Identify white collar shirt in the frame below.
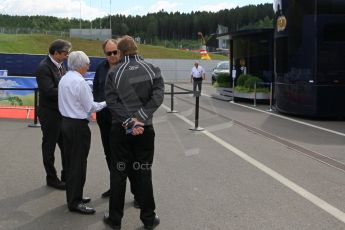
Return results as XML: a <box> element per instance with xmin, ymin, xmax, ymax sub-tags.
<box><xmin>191</xmin><ymin>66</ymin><xmax>205</xmax><ymax>78</ymax></box>
<box><xmin>58</xmin><ymin>70</ymin><xmax>106</xmax><ymax>119</ymax></box>
<box><xmin>49</xmin><ymin>54</ymin><xmax>63</xmax><ymax>69</ymax></box>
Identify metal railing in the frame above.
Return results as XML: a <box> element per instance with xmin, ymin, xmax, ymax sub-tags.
<box><xmin>232</xmin><ymin>82</ymin><xmax>274</xmax><ymax>111</ymax></box>
<box><xmin>164</xmin><ymin>83</ymin><xmax>204</xmax><ymax>131</ymax></box>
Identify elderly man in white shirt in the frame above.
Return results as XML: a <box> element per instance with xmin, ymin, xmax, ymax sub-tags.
<box><xmin>58</xmin><ymin>51</ymin><xmax>106</xmax><ymax>215</ymax></box>
<box><xmin>190</xmin><ymin>61</ymin><xmax>205</xmax><ymax>96</ymax></box>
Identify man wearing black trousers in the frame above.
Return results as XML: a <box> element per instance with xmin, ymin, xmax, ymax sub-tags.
<box><xmin>36</xmin><ymin>39</ymin><xmax>71</xmax><ymax>190</ymax></box>
<box><xmin>93</xmin><ymin>39</ymin><xmax>139</xmax><ymax>205</ymax></box>
<box><xmin>93</xmin><ymin>39</ymin><xmax>119</xmax><ymax>198</ymax></box>
<box><xmin>59</xmin><ymin>51</ymin><xmax>106</xmax><ymax>215</ymax></box>
<box><xmin>104</xmin><ymin>35</ymin><xmax>164</xmax><ymax>229</ymax></box>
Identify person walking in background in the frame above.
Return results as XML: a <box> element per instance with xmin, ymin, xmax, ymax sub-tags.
<box><xmin>190</xmin><ymin>61</ymin><xmax>205</xmax><ymax>96</ymax></box>
<box><xmin>104</xmin><ymin>35</ymin><xmax>164</xmax><ymax>230</ymax></box>
<box><xmin>59</xmin><ymin>51</ymin><xmax>106</xmax><ymax>215</ymax></box>
<box><xmin>36</xmin><ymin>39</ymin><xmax>71</xmax><ymax>190</ymax></box>
<box><xmin>93</xmin><ymin>39</ymin><xmax>119</xmax><ymax>198</ymax></box>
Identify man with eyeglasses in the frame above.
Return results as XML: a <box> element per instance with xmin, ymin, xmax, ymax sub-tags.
<box><xmin>93</xmin><ymin>39</ymin><xmax>119</xmax><ymax>198</ymax></box>
<box><xmin>93</xmin><ymin>39</ymin><xmax>140</xmax><ymax>206</ymax></box>
<box><xmin>36</xmin><ymin>39</ymin><xmax>71</xmax><ymax>190</ymax></box>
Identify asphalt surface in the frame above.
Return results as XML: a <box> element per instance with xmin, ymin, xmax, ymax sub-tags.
<box><xmin>1</xmin><ymin>83</ymin><xmax>345</xmax><ymax>230</ymax></box>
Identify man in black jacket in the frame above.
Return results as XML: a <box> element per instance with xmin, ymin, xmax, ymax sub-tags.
<box><xmin>104</xmin><ymin>35</ymin><xmax>164</xmax><ymax>230</ymax></box>
<box><xmin>36</xmin><ymin>39</ymin><xmax>71</xmax><ymax>190</ymax></box>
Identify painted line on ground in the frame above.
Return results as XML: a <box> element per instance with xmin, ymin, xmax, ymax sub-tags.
<box><xmin>201</xmin><ymin>92</ymin><xmax>345</xmax><ymax>137</ymax></box>
<box><xmin>162</xmin><ymin>103</ymin><xmax>345</xmax><ymax>224</ymax></box>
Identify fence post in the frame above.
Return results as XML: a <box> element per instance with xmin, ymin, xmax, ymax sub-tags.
<box><xmin>28</xmin><ymin>89</ymin><xmax>41</xmax><ymax>128</ymax></box>
<box><xmin>267</xmin><ymin>82</ymin><xmax>274</xmax><ymax>112</ymax></box>
<box><xmin>167</xmin><ymin>83</ymin><xmax>178</xmax><ymax>113</ymax></box>
<box><xmin>231</xmin><ymin>78</ymin><xmax>236</xmax><ymax>103</ymax></box>
<box><xmin>189</xmin><ymin>91</ymin><xmax>204</xmax><ymax>131</ymax></box>
<box><xmin>253</xmin><ymin>82</ymin><xmax>257</xmax><ymax>107</ymax></box>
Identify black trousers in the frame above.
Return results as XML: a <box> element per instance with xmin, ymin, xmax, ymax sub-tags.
<box><xmin>193</xmin><ymin>78</ymin><xmax>203</xmax><ymax>96</ymax></box>
<box><xmin>109</xmin><ymin>123</ymin><xmax>156</xmax><ymax>226</ymax></box>
<box><xmin>61</xmin><ymin>117</ymin><xmax>91</xmax><ymax>209</ymax></box>
<box><xmin>37</xmin><ymin>107</ymin><xmax>66</xmax><ymax>181</ymax></box>
<box><xmin>96</xmin><ymin>108</ymin><xmax>112</xmax><ymax>170</ymax></box>
<box><xmin>96</xmin><ymin>108</ymin><xmax>137</xmax><ymax>197</ymax></box>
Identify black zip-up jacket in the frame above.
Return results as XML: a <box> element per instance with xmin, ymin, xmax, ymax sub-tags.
<box><xmin>36</xmin><ymin>56</ymin><xmax>66</xmax><ymax>110</ymax></box>
<box><xmin>105</xmin><ymin>55</ymin><xmax>164</xmax><ymax>125</ymax></box>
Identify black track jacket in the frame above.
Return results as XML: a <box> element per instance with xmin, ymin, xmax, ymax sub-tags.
<box><xmin>105</xmin><ymin>55</ymin><xmax>164</xmax><ymax>125</ymax></box>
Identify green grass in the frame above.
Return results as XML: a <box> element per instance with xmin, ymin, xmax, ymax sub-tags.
<box><xmin>0</xmin><ymin>34</ymin><xmax>228</xmax><ymax>60</ymax></box>
<box><xmin>0</xmin><ymin>94</ymin><xmax>34</xmax><ymax>106</ymax></box>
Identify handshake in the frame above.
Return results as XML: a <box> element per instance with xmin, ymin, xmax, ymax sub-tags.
<box><xmin>122</xmin><ymin>118</ymin><xmax>144</xmax><ymax>135</ymax></box>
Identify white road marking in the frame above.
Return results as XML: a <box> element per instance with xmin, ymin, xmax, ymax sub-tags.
<box><xmin>201</xmin><ymin>92</ymin><xmax>345</xmax><ymax>137</ymax></box>
<box><xmin>162</xmin><ymin>103</ymin><xmax>345</xmax><ymax>224</ymax></box>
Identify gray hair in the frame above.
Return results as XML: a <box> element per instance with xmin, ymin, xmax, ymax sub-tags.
<box><xmin>67</xmin><ymin>51</ymin><xmax>90</xmax><ymax>71</ymax></box>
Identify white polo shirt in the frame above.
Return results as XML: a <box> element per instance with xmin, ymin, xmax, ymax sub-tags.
<box><xmin>191</xmin><ymin>66</ymin><xmax>205</xmax><ymax>79</ymax></box>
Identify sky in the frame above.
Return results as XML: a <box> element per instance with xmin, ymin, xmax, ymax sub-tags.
<box><xmin>0</xmin><ymin>0</ymin><xmax>273</xmax><ymax>20</ymax></box>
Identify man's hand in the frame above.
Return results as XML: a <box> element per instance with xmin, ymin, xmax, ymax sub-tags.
<box><xmin>131</xmin><ymin>125</ymin><xmax>144</xmax><ymax>136</ymax></box>
<box><xmin>123</xmin><ymin>118</ymin><xmax>144</xmax><ymax>135</ymax></box>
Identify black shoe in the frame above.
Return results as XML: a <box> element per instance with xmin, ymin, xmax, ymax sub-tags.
<box><xmin>133</xmin><ymin>200</ymin><xmax>140</xmax><ymax>209</ymax></box>
<box><xmin>103</xmin><ymin>212</ymin><xmax>121</xmax><ymax>229</ymax></box>
<box><xmin>82</xmin><ymin>197</ymin><xmax>91</xmax><ymax>203</ymax></box>
<box><xmin>47</xmin><ymin>178</ymin><xmax>65</xmax><ymax>190</ymax></box>
<box><xmin>69</xmin><ymin>203</ymin><xmax>95</xmax><ymax>215</ymax></box>
<box><xmin>144</xmin><ymin>215</ymin><xmax>160</xmax><ymax>229</ymax></box>
<box><xmin>101</xmin><ymin>189</ymin><xmax>111</xmax><ymax>198</ymax></box>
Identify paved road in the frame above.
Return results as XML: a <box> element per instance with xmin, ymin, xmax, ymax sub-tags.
<box><xmin>0</xmin><ymin>85</ymin><xmax>345</xmax><ymax>230</ymax></box>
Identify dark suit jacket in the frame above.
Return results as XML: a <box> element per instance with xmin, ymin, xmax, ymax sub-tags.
<box><xmin>93</xmin><ymin>59</ymin><xmax>110</xmax><ymax>102</ymax></box>
<box><xmin>36</xmin><ymin>56</ymin><xmax>66</xmax><ymax>110</ymax></box>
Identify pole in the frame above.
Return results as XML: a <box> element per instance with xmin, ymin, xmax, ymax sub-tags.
<box><xmin>109</xmin><ymin>0</ymin><xmax>112</xmax><ymax>31</ymax></box>
<box><xmin>90</xmin><ymin>0</ymin><xmax>93</xmax><ymax>30</ymax></box>
<box><xmin>189</xmin><ymin>91</ymin><xmax>204</xmax><ymax>131</ymax></box>
<box><xmin>99</xmin><ymin>0</ymin><xmax>102</xmax><ymax>29</ymax></box>
<box><xmin>253</xmin><ymin>82</ymin><xmax>257</xmax><ymax>107</ymax></box>
<box><xmin>231</xmin><ymin>76</ymin><xmax>236</xmax><ymax>103</ymax></box>
<box><xmin>167</xmin><ymin>83</ymin><xmax>178</xmax><ymax>113</ymax></box>
<box><xmin>28</xmin><ymin>89</ymin><xmax>41</xmax><ymax>128</ymax></box>
<box><xmin>79</xmin><ymin>0</ymin><xmax>82</xmax><ymax>30</ymax></box>
<box><xmin>267</xmin><ymin>82</ymin><xmax>273</xmax><ymax>112</ymax></box>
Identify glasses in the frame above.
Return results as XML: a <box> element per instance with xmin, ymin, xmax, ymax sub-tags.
<box><xmin>60</xmin><ymin>50</ymin><xmax>70</xmax><ymax>55</ymax></box>
<box><xmin>105</xmin><ymin>50</ymin><xmax>118</xmax><ymax>56</ymax></box>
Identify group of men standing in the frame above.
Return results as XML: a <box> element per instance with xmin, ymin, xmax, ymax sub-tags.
<box><xmin>35</xmin><ymin>35</ymin><xmax>163</xmax><ymax>229</ymax></box>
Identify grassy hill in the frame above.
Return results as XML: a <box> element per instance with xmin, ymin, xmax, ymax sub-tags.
<box><xmin>0</xmin><ymin>34</ymin><xmax>228</xmax><ymax>60</ymax></box>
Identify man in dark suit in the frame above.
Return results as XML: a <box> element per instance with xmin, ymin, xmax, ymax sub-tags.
<box><xmin>36</xmin><ymin>39</ymin><xmax>72</xmax><ymax>190</ymax></box>
<box><xmin>93</xmin><ymin>39</ymin><xmax>119</xmax><ymax>198</ymax></box>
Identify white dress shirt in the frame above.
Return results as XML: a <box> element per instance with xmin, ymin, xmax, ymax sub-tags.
<box><xmin>49</xmin><ymin>54</ymin><xmax>63</xmax><ymax>69</ymax></box>
<box><xmin>58</xmin><ymin>70</ymin><xmax>106</xmax><ymax>119</ymax></box>
<box><xmin>191</xmin><ymin>66</ymin><xmax>205</xmax><ymax>79</ymax></box>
